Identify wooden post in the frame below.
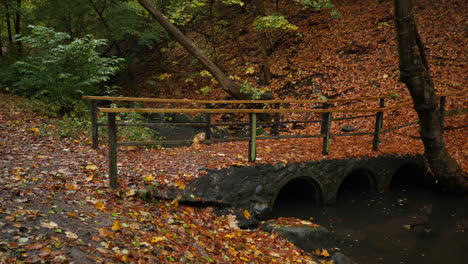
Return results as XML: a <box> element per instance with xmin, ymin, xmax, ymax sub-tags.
<box><xmin>273</xmin><ymin>103</ymin><xmax>280</xmax><ymax>136</ymax></box>
<box><xmin>91</xmin><ymin>100</ymin><xmax>99</xmax><ymax>149</ymax></box>
<box><xmin>249</xmin><ymin>113</ymin><xmax>257</xmax><ymax>162</ymax></box>
<box><xmin>205</xmin><ymin>104</ymin><xmax>212</xmax><ymax>143</ymax></box>
<box><xmin>321</xmin><ymin>103</ymin><xmax>332</xmax><ymax>155</ymax></box>
<box><xmin>108</xmin><ymin>113</ymin><xmax>118</xmax><ymax>189</ymax></box>
<box><xmin>439</xmin><ymin>96</ymin><xmax>446</xmax><ymax>129</ymax></box>
<box><xmin>372</xmin><ymin>98</ymin><xmax>385</xmax><ymax>151</ymax></box>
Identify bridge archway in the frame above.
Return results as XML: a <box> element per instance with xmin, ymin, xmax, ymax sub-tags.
<box><xmin>337</xmin><ymin>168</ymin><xmax>375</xmax><ymax>201</ymax></box>
<box><xmin>270</xmin><ymin>177</ymin><xmax>323</xmax><ymax>218</ymax></box>
<box><xmin>390</xmin><ymin>163</ymin><xmax>427</xmax><ymax>190</ymax></box>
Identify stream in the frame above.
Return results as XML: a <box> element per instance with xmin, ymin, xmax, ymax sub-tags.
<box><xmin>273</xmin><ymin>184</ymin><xmax>468</xmax><ymax>264</ymax></box>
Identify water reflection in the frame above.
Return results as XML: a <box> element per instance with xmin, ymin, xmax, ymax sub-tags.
<box><xmin>271</xmin><ymin>168</ymin><xmax>467</xmax><ymax>264</ymax></box>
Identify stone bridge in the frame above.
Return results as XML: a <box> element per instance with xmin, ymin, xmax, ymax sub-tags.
<box><xmin>148</xmin><ymin>154</ymin><xmax>428</xmax><ymax>226</ymax></box>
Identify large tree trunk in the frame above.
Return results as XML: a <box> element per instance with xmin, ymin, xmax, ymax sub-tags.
<box><xmin>394</xmin><ymin>0</ymin><xmax>467</xmax><ymax>193</ymax></box>
<box><xmin>137</xmin><ymin>0</ymin><xmax>273</xmax><ymax>100</ymax></box>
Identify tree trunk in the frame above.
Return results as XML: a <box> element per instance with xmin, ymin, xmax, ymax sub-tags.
<box><xmin>394</xmin><ymin>0</ymin><xmax>467</xmax><ymax>193</ymax></box>
<box><xmin>259</xmin><ymin>32</ymin><xmax>272</xmax><ymax>83</ymax></box>
<box><xmin>14</xmin><ymin>0</ymin><xmax>21</xmax><ymax>52</ymax></box>
<box><xmin>136</xmin><ymin>0</ymin><xmax>273</xmax><ymax>100</ymax></box>
<box><xmin>5</xmin><ymin>3</ymin><xmax>13</xmax><ymax>46</ymax></box>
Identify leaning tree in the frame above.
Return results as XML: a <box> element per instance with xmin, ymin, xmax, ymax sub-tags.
<box><xmin>394</xmin><ymin>0</ymin><xmax>467</xmax><ymax>193</ymax></box>
<box><xmin>136</xmin><ymin>0</ymin><xmax>273</xmax><ymax>100</ymax></box>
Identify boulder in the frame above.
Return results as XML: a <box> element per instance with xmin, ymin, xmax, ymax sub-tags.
<box><xmin>261</xmin><ymin>220</ymin><xmax>334</xmax><ymax>251</ymax></box>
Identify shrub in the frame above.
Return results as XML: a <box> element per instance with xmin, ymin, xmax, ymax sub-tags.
<box><xmin>8</xmin><ymin>25</ymin><xmax>123</xmax><ymax>115</ymax></box>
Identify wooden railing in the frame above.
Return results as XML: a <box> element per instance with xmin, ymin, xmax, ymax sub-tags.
<box><xmin>83</xmin><ymin>91</ymin><xmax>467</xmax><ymax>188</ymax></box>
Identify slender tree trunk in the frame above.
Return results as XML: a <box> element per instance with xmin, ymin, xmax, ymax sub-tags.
<box><xmin>136</xmin><ymin>0</ymin><xmax>273</xmax><ymax>100</ymax></box>
<box><xmin>5</xmin><ymin>4</ymin><xmax>13</xmax><ymax>46</ymax></box>
<box><xmin>254</xmin><ymin>0</ymin><xmax>272</xmax><ymax>84</ymax></box>
<box><xmin>394</xmin><ymin>0</ymin><xmax>467</xmax><ymax>193</ymax></box>
<box><xmin>259</xmin><ymin>32</ymin><xmax>272</xmax><ymax>83</ymax></box>
<box><xmin>88</xmin><ymin>0</ymin><xmax>124</xmax><ymax>56</ymax></box>
<box><xmin>0</xmin><ymin>25</ymin><xmax>3</xmax><ymax>56</ymax></box>
<box><xmin>13</xmin><ymin>0</ymin><xmax>21</xmax><ymax>52</ymax></box>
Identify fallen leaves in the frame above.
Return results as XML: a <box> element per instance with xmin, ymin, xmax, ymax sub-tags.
<box><xmin>40</xmin><ymin>221</ymin><xmax>59</xmax><ymax>229</ymax></box>
<box><xmin>111</xmin><ymin>220</ymin><xmax>122</xmax><ymax>231</ymax></box>
<box><xmin>94</xmin><ymin>201</ymin><xmax>106</xmax><ymax>211</ymax></box>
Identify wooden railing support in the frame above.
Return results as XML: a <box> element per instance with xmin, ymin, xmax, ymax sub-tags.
<box><xmin>372</xmin><ymin>98</ymin><xmax>385</xmax><ymax>151</ymax></box>
<box><xmin>91</xmin><ymin>101</ymin><xmax>99</xmax><ymax>149</ymax></box>
<box><xmin>321</xmin><ymin>103</ymin><xmax>332</xmax><ymax>155</ymax></box>
<box><xmin>249</xmin><ymin>113</ymin><xmax>257</xmax><ymax>162</ymax></box>
<box><xmin>108</xmin><ymin>113</ymin><xmax>118</xmax><ymax>189</ymax></box>
<box><xmin>273</xmin><ymin>103</ymin><xmax>280</xmax><ymax>136</ymax></box>
<box><xmin>439</xmin><ymin>96</ymin><xmax>446</xmax><ymax>128</ymax></box>
<box><xmin>205</xmin><ymin>104</ymin><xmax>212</xmax><ymax>143</ymax></box>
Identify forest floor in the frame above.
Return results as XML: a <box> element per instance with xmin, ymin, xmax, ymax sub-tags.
<box><xmin>1</xmin><ymin>0</ymin><xmax>467</xmax><ymax>263</ymax></box>
<box><xmin>0</xmin><ymin>94</ymin><xmax>328</xmax><ymax>263</ymax></box>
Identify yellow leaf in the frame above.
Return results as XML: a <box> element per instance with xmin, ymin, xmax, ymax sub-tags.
<box><xmin>126</xmin><ymin>189</ymin><xmax>136</xmax><ymax>197</ymax></box>
<box><xmin>85</xmin><ymin>175</ymin><xmax>94</xmax><ymax>182</ymax></box>
<box><xmin>228</xmin><ymin>247</ymin><xmax>238</xmax><ymax>256</ymax></box>
<box><xmin>151</xmin><ymin>236</ymin><xmax>165</xmax><ymax>243</ymax></box>
<box><xmin>245</xmin><ymin>66</ymin><xmax>255</xmax><ymax>75</ymax></box>
<box><xmin>111</xmin><ymin>220</ymin><xmax>121</xmax><ymax>231</ymax></box>
<box><xmin>243</xmin><ymin>209</ymin><xmax>251</xmax><ymax>219</ymax></box>
<box><xmin>95</xmin><ymin>201</ymin><xmax>106</xmax><ymax>211</ymax></box>
<box><xmin>30</xmin><ymin>127</ymin><xmax>40</xmax><ymax>135</ymax></box>
<box><xmin>144</xmin><ymin>174</ymin><xmax>155</xmax><ymax>182</ymax></box>
<box><xmin>236</xmin><ymin>154</ymin><xmax>243</xmax><ymax>159</ymax></box>
<box><xmin>315</xmin><ymin>249</ymin><xmax>330</xmax><ymax>257</ymax></box>
<box><xmin>174</xmin><ymin>180</ymin><xmax>186</xmax><ymax>190</ymax></box>
<box><xmin>239</xmin><ymin>256</ymin><xmax>249</xmax><ymax>262</ymax></box>
<box><xmin>85</xmin><ymin>164</ymin><xmax>98</xmax><ymax>171</ymax></box>
<box><xmin>65</xmin><ymin>183</ymin><xmax>78</xmax><ymax>190</ymax></box>
<box><xmin>224</xmin><ymin>233</ymin><xmax>236</xmax><ymax>239</ymax></box>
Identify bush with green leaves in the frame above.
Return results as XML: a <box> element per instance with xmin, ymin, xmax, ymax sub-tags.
<box><xmin>8</xmin><ymin>25</ymin><xmax>123</xmax><ymax>115</ymax></box>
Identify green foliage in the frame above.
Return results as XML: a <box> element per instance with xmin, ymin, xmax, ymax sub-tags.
<box><xmin>200</xmin><ymin>86</ymin><xmax>212</xmax><ymax>95</ymax></box>
<box><xmin>106</xmin><ymin>2</ymin><xmax>167</xmax><ymax>49</ymax></box>
<box><xmin>8</xmin><ymin>26</ymin><xmax>123</xmax><ymax>115</ymax></box>
<box><xmin>240</xmin><ymin>81</ymin><xmax>268</xmax><ymax>100</ymax></box>
<box><xmin>165</xmin><ymin>0</ymin><xmax>208</xmax><ymax>26</ymax></box>
<box><xmin>37</xmin><ymin>106</ymin><xmax>159</xmax><ymax>142</ymax></box>
<box><xmin>253</xmin><ymin>15</ymin><xmax>298</xmax><ymax>32</ymax></box>
<box><xmin>296</xmin><ymin>0</ymin><xmax>339</xmax><ymax>17</ymax></box>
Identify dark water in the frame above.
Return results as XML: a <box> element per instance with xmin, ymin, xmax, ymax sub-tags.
<box><xmin>273</xmin><ymin>185</ymin><xmax>468</xmax><ymax>264</ymax></box>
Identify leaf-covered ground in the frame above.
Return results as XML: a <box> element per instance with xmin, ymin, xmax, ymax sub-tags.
<box><xmin>1</xmin><ymin>95</ymin><xmax>327</xmax><ymax>263</ymax></box>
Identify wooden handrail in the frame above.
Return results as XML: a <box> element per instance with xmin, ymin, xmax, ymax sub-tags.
<box><xmin>83</xmin><ymin>95</ymin><xmax>387</xmax><ymax>104</ymax></box>
<box><xmin>97</xmin><ymin>103</ymin><xmax>409</xmax><ymax>114</ymax></box>
<box><xmin>438</xmin><ymin>90</ymin><xmax>468</xmax><ymax>97</ymax></box>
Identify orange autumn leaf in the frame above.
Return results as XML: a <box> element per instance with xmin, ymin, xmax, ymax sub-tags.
<box><xmin>94</xmin><ymin>201</ymin><xmax>105</xmax><ymax>210</ymax></box>
<box><xmin>174</xmin><ymin>180</ymin><xmax>186</xmax><ymax>190</ymax></box>
<box><xmin>243</xmin><ymin>209</ymin><xmax>251</xmax><ymax>219</ymax></box>
<box><xmin>111</xmin><ymin>220</ymin><xmax>122</xmax><ymax>231</ymax></box>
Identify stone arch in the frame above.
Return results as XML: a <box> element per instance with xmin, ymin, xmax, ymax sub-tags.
<box><xmin>269</xmin><ymin>176</ymin><xmax>324</xmax><ymax>218</ymax></box>
<box><xmin>390</xmin><ymin>162</ymin><xmax>428</xmax><ymax>190</ymax></box>
<box><xmin>337</xmin><ymin>168</ymin><xmax>376</xmax><ymax>199</ymax></box>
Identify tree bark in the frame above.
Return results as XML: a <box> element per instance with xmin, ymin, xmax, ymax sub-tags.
<box><xmin>4</xmin><ymin>2</ymin><xmax>13</xmax><ymax>46</ymax></box>
<box><xmin>394</xmin><ymin>0</ymin><xmax>467</xmax><ymax>193</ymax></box>
<box><xmin>136</xmin><ymin>0</ymin><xmax>273</xmax><ymax>100</ymax></box>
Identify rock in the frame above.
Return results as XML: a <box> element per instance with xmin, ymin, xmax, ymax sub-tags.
<box><xmin>261</xmin><ymin>220</ymin><xmax>334</xmax><ymax>251</ymax></box>
<box><xmin>341</xmin><ymin>124</ymin><xmax>356</xmax><ymax>132</ymax></box>
<box><xmin>331</xmin><ymin>252</ymin><xmax>356</xmax><ymax>264</ymax></box>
